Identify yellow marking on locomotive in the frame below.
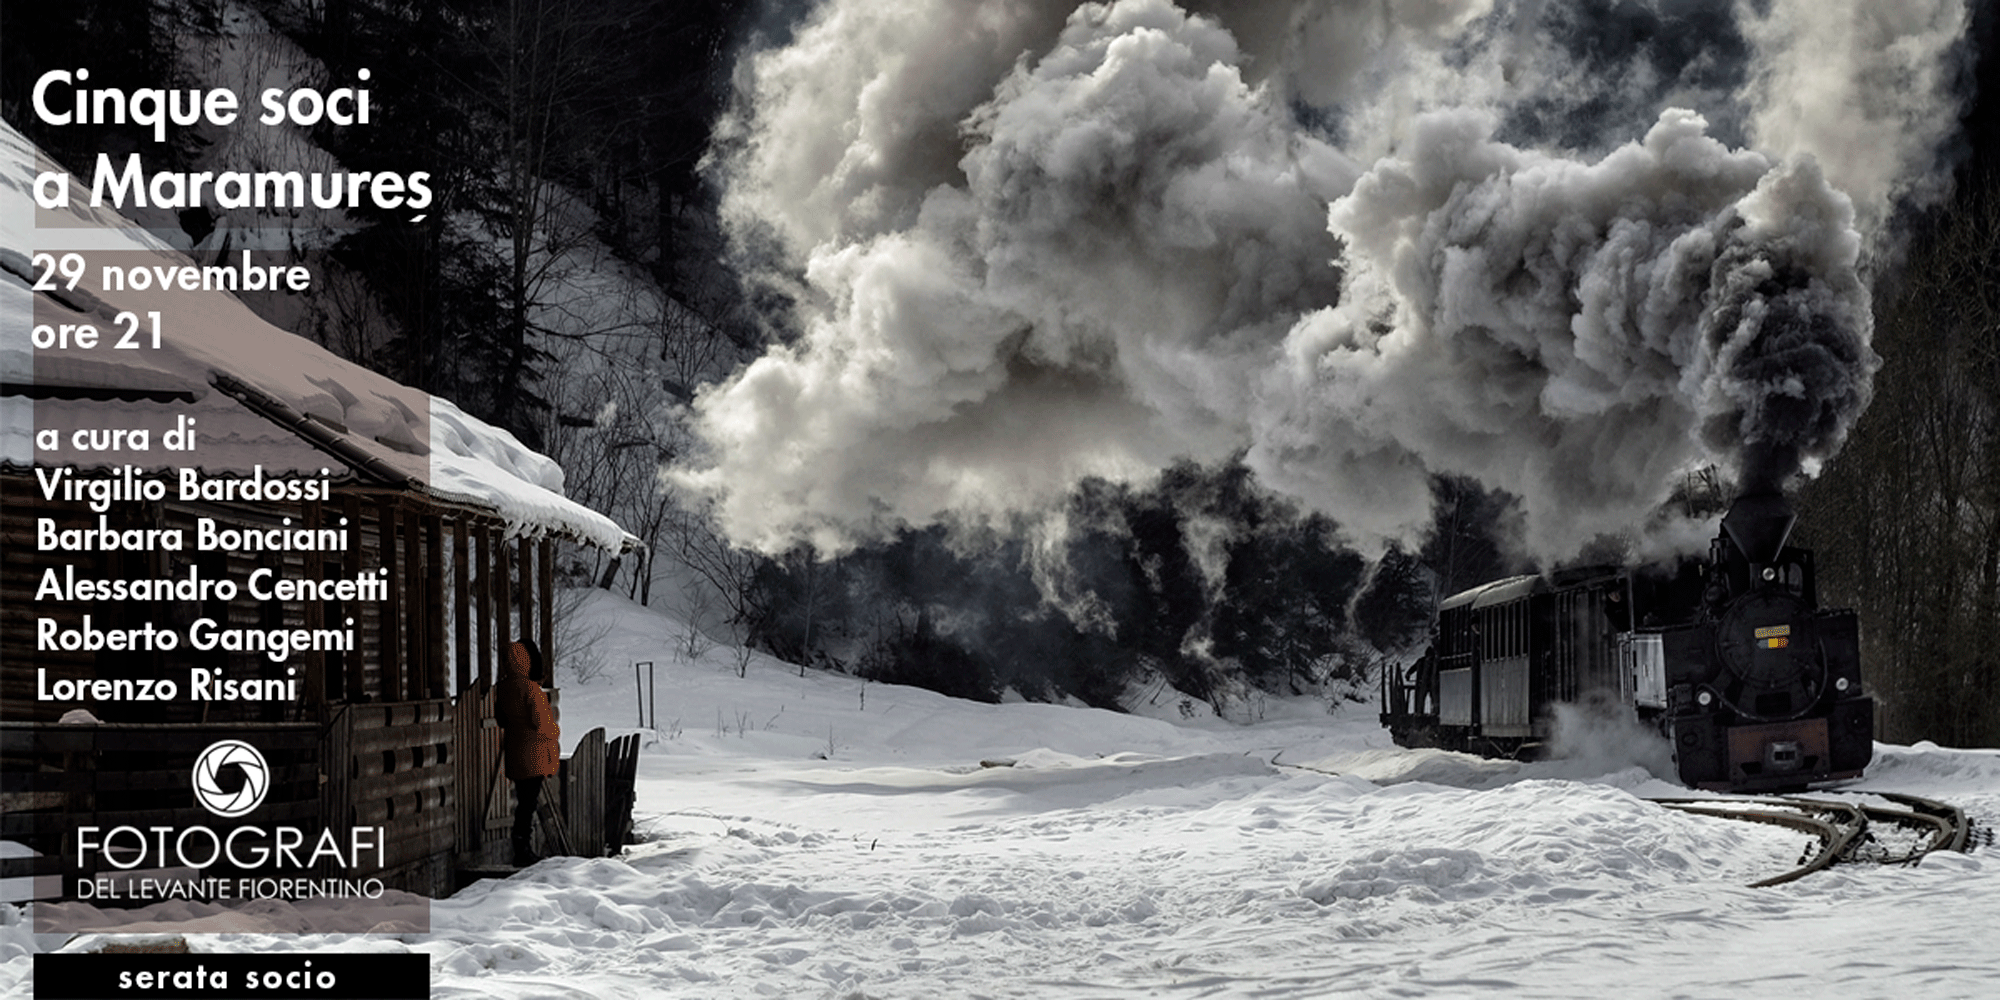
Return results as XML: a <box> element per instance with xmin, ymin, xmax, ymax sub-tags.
<box><xmin>1762</xmin><ymin>636</ymin><xmax>1789</xmax><ymax>649</ymax></box>
<box><xmin>1753</xmin><ymin>624</ymin><xmax>1792</xmax><ymax>639</ymax></box>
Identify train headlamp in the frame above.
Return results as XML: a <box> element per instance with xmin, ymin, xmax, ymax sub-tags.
<box><xmin>1697</xmin><ymin>690</ymin><xmax>1713</xmax><ymax>706</ymax></box>
<box><xmin>1761</xmin><ymin>567</ymin><xmax>1777</xmax><ymax>581</ymax></box>
<box><xmin>1836</xmin><ymin>677</ymin><xmax>1850</xmax><ymax>692</ymax></box>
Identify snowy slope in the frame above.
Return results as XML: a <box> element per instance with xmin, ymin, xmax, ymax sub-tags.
<box><xmin>4</xmin><ymin>589</ymin><xmax>1998</xmax><ymax>998</ymax></box>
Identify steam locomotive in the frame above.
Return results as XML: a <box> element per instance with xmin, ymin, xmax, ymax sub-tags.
<box><xmin>1380</xmin><ymin>492</ymin><xmax>1873</xmax><ymax>791</ymax></box>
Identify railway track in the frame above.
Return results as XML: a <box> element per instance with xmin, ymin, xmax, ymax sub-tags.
<box><xmin>1651</xmin><ymin>792</ymin><xmax>1977</xmax><ymax>887</ymax></box>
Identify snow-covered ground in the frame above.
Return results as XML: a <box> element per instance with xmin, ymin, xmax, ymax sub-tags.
<box><xmin>5</xmin><ymin>590</ymin><xmax>1998</xmax><ymax>998</ymax></box>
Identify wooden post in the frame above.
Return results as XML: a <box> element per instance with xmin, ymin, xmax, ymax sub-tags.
<box><xmin>518</xmin><ymin>535</ymin><xmax>535</xmax><ymax>665</ymax></box>
<box><xmin>476</xmin><ymin>523</ymin><xmax>493</xmax><ymax>686</ymax></box>
<box><xmin>539</xmin><ymin>537</ymin><xmax>555</xmax><ymax>681</ymax></box>
<box><xmin>344</xmin><ymin>493</ymin><xmax>366</xmax><ymax>701</ymax></box>
<box><xmin>403</xmin><ymin>507</ymin><xmax>425</xmax><ymax>701</ymax></box>
<box><xmin>425</xmin><ymin>512</ymin><xmax>446</xmax><ymax>699</ymax></box>
<box><xmin>303</xmin><ymin>500</ymin><xmax>326</xmax><ymax>719</ymax></box>
<box><xmin>494</xmin><ymin>529</ymin><xmax>512</xmax><ymax>654</ymax></box>
<box><xmin>321</xmin><ymin>705</ymin><xmax>354</xmax><ymax>872</ymax></box>
<box><xmin>453</xmin><ymin>518</ymin><xmax>470</xmax><ymax>693</ymax></box>
<box><xmin>379</xmin><ymin>496</ymin><xmax>403</xmax><ymax>703</ymax></box>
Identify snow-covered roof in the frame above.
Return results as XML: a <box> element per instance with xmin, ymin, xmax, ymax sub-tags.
<box><xmin>0</xmin><ymin>120</ymin><xmax>631</xmax><ymax>551</ymax></box>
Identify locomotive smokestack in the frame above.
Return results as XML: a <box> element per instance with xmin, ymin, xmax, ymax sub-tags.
<box><xmin>1720</xmin><ymin>491</ymin><xmax>1796</xmax><ymax>566</ymax></box>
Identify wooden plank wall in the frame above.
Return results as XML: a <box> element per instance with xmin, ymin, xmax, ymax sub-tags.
<box><xmin>325</xmin><ymin>699</ymin><xmax>457</xmax><ymax>896</ymax></box>
<box><xmin>319</xmin><ymin>705</ymin><xmax>353</xmax><ymax>880</ymax></box>
<box><xmin>0</xmin><ymin>481</ymin><xmax>102</xmax><ymax>717</ymax></box>
<box><xmin>0</xmin><ymin>478</ymin><xmax>335</xmax><ymax>725</ymax></box>
<box><xmin>0</xmin><ymin>722</ymin><xmax>319</xmax><ymax>887</ymax></box>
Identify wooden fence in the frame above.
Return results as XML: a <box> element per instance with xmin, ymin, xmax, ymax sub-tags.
<box><xmin>561</xmin><ymin>729</ymin><xmax>605</xmax><ymax>859</ymax></box>
<box><xmin>321</xmin><ymin>699</ymin><xmax>457</xmax><ymax>895</ymax></box>
<box><xmin>603</xmin><ymin>733</ymin><xmax>640</xmax><ymax>855</ymax></box>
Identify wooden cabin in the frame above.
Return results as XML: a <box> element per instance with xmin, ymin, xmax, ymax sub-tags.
<box><xmin>0</xmin><ymin>120</ymin><xmax>640</xmax><ymax>917</ymax></box>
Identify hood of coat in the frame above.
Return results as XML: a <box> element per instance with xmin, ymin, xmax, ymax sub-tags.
<box><xmin>502</xmin><ymin>642</ymin><xmax>533</xmax><ymax>680</ymax></box>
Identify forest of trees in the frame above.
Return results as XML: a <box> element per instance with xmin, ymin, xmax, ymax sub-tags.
<box><xmin>3</xmin><ymin>0</ymin><xmax>751</xmax><ymax>443</ymax></box>
<box><xmin>1799</xmin><ymin>190</ymin><xmax>2000</xmax><ymax>748</ymax></box>
<box><xmin>3</xmin><ymin>1</ymin><xmax>1994</xmax><ymax>744</ymax></box>
<box><xmin>1788</xmin><ymin>1</ymin><xmax>2000</xmax><ymax>748</ymax></box>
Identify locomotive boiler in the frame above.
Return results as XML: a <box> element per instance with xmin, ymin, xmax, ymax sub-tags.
<box><xmin>1380</xmin><ymin>491</ymin><xmax>1874</xmax><ymax>791</ymax></box>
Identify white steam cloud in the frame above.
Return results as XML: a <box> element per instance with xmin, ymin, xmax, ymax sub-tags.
<box><xmin>1740</xmin><ymin>0</ymin><xmax>1970</xmax><ymax>236</ymax></box>
<box><xmin>1548</xmin><ymin>695</ymin><xmax>1678</xmax><ymax>782</ymax></box>
<box><xmin>679</xmin><ymin>0</ymin><xmax>1964</xmax><ymax>562</ymax></box>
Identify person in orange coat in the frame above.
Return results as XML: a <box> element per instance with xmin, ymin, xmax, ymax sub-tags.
<box><xmin>497</xmin><ymin>638</ymin><xmax>559</xmax><ymax>865</ymax></box>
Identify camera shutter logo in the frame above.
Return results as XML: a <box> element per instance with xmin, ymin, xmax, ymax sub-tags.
<box><xmin>193</xmin><ymin>739</ymin><xmax>270</xmax><ymax>818</ymax></box>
